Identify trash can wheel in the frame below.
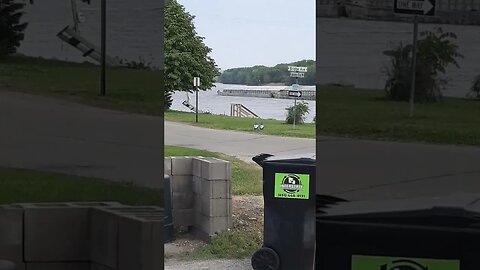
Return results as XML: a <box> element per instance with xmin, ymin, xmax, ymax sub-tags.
<box><xmin>251</xmin><ymin>247</ymin><xmax>280</xmax><ymax>270</ymax></box>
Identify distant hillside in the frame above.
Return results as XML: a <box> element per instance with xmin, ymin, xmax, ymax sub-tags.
<box><xmin>219</xmin><ymin>60</ymin><xmax>315</xmax><ymax>86</ymax></box>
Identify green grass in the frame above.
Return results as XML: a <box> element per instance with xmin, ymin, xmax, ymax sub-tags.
<box><xmin>165</xmin><ymin>111</ymin><xmax>315</xmax><ymax>139</ymax></box>
<box><xmin>165</xmin><ymin>146</ymin><xmax>262</xmax><ymax>195</ymax></box>
<box><xmin>0</xmin><ymin>167</ymin><xmax>162</xmax><ymax>206</ymax></box>
<box><xmin>0</xmin><ymin>56</ymin><xmax>163</xmax><ymax>115</ymax></box>
<box><xmin>165</xmin><ymin>146</ymin><xmax>263</xmax><ymax>259</ymax></box>
<box><xmin>316</xmin><ymin>86</ymin><xmax>480</xmax><ymax>146</ymax></box>
<box><xmin>179</xmin><ymin>230</ymin><xmax>263</xmax><ymax>260</ymax></box>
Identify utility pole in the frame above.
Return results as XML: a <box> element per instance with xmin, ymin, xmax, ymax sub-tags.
<box><xmin>409</xmin><ymin>15</ymin><xmax>419</xmax><ymax>118</ymax></box>
<box><xmin>100</xmin><ymin>0</ymin><xmax>106</xmax><ymax>96</ymax></box>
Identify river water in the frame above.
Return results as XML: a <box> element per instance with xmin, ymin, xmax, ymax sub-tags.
<box><xmin>16</xmin><ymin>0</ymin><xmax>163</xmax><ymax>69</ymax></box>
<box><xmin>317</xmin><ymin>18</ymin><xmax>480</xmax><ymax>97</ymax></box>
<box><xmin>171</xmin><ymin>83</ymin><xmax>317</xmax><ymax>123</ymax></box>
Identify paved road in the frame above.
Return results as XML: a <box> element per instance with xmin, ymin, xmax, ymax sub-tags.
<box><xmin>166</xmin><ymin>120</ymin><xmax>480</xmax><ymax>201</ymax></box>
<box><xmin>165</xmin><ymin>121</ymin><xmax>315</xmax><ymax>162</ymax></box>
<box><xmin>0</xmin><ymin>91</ymin><xmax>163</xmax><ymax>189</ymax></box>
<box><xmin>318</xmin><ymin>137</ymin><xmax>480</xmax><ymax>200</ymax></box>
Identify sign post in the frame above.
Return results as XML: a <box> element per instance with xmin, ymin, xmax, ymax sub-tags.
<box><xmin>288</xmin><ymin>66</ymin><xmax>308</xmax><ymax>129</ymax></box>
<box><xmin>193</xmin><ymin>77</ymin><xmax>200</xmax><ymax>123</ymax></box>
<box><xmin>393</xmin><ymin>0</ymin><xmax>436</xmax><ymax>117</ymax></box>
<box><xmin>100</xmin><ymin>0</ymin><xmax>106</xmax><ymax>96</ymax></box>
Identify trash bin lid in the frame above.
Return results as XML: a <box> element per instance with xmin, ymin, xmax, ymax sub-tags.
<box><xmin>317</xmin><ymin>193</ymin><xmax>480</xmax><ymax>228</ymax></box>
<box><xmin>253</xmin><ymin>153</ymin><xmax>316</xmax><ymax>166</ymax></box>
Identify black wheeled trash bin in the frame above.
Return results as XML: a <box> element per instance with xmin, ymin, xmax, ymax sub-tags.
<box><xmin>164</xmin><ymin>175</ymin><xmax>175</xmax><ymax>243</ymax></box>
<box><xmin>316</xmin><ymin>193</ymin><xmax>480</xmax><ymax>270</ymax></box>
<box><xmin>251</xmin><ymin>153</ymin><xmax>316</xmax><ymax>270</ymax></box>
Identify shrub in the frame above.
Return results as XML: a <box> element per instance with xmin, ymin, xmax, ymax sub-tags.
<box><xmin>383</xmin><ymin>27</ymin><xmax>462</xmax><ymax>102</ymax></box>
<box><xmin>285</xmin><ymin>102</ymin><xmax>309</xmax><ymax>125</ymax></box>
<box><xmin>468</xmin><ymin>75</ymin><xmax>480</xmax><ymax>99</ymax></box>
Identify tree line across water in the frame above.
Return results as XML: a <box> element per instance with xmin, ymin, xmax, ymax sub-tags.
<box><xmin>218</xmin><ymin>60</ymin><xmax>315</xmax><ymax>86</ymax></box>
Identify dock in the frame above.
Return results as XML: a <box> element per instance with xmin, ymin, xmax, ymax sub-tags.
<box><xmin>217</xmin><ymin>85</ymin><xmax>316</xmax><ymax>100</ymax></box>
<box><xmin>317</xmin><ymin>0</ymin><xmax>480</xmax><ymax>25</ymax></box>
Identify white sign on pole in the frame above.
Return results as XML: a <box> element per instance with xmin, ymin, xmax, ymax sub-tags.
<box><xmin>288</xmin><ymin>66</ymin><xmax>308</xmax><ymax>73</ymax></box>
<box><xmin>290</xmin><ymin>72</ymin><xmax>305</xmax><ymax>78</ymax></box>
<box><xmin>394</xmin><ymin>0</ymin><xmax>435</xmax><ymax>15</ymax></box>
<box><xmin>193</xmin><ymin>77</ymin><xmax>201</xmax><ymax>87</ymax></box>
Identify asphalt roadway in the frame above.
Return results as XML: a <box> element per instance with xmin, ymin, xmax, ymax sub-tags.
<box><xmin>166</xmin><ymin>122</ymin><xmax>480</xmax><ymax>201</ymax></box>
<box><xmin>2</xmin><ymin>90</ymin><xmax>480</xmax><ymax>200</ymax></box>
<box><xmin>0</xmin><ymin>91</ymin><xmax>163</xmax><ymax>189</ymax></box>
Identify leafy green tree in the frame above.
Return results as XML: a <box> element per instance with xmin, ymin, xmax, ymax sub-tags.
<box><xmin>384</xmin><ymin>27</ymin><xmax>462</xmax><ymax>102</ymax></box>
<box><xmin>164</xmin><ymin>0</ymin><xmax>219</xmax><ymax>110</ymax></box>
<box><xmin>0</xmin><ymin>0</ymin><xmax>28</xmax><ymax>56</ymax></box>
<box><xmin>219</xmin><ymin>60</ymin><xmax>315</xmax><ymax>86</ymax></box>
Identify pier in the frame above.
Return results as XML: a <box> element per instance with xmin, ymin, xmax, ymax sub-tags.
<box><xmin>317</xmin><ymin>0</ymin><xmax>480</xmax><ymax>25</ymax></box>
<box><xmin>217</xmin><ymin>85</ymin><xmax>316</xmax><ymax>100</ymax></box>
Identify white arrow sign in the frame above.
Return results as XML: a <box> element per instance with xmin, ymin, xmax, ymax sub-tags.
<box><xmin>288</xmin><ymin>91</ymin><xmax>302</xmax><ymax>98</ymax></box>
<box><xmin>395</xmin><ymin>0</ymin><xmax>434</xmax><ymax>15</ymax></box>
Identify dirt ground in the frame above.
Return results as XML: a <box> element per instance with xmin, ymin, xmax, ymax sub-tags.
<box><xmin>165</xmin><ymin>195</ymin><xmax>264</xmax><ymax>269</ymax></box>
<box><xmin>231</xmin><ymin>195</ymin><xmax>264</xmax><ymax>234</ymax></box>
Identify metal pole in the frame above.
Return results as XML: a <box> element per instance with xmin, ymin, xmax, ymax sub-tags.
<box><xmin>409</xmin><ymin>15</ymin><xmax>419</xmax><ymax>118</ymax></box>
<box><xmin>293</xmin><ymin>77</ymin><xmax>299</xmax><ymax>128</ymax></box>
<box><xmin>195</xmin><ymin>87</ymin><xmax>199</xmax><ymax>123</ymax></box>
<box><xmin>100</xmin><ymin>0</ymin><xmax>106</xmax><ymax>96</ymax></box>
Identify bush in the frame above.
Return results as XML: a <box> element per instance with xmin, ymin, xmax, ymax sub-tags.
<box><xmin>468</xmin><ymin>75</ymin><xmax>480</xmax><ymax>99</ymax></box>
<box><xmin>383</xmin><ymin>27</ymin><xmax>462</xmax><ymax>103</ymax></box>
<box><xmin>285</xmin><ymin>102</ymin><xmax>309</xmax><ymax>125</ymax></box>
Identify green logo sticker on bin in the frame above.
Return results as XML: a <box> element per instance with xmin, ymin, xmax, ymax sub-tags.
<box><xmin>274</xmin><ymin>173</ymin><xmax>310</xmax><ymax>200</ymax></box>
<box><xmin>351</xmin><ymin>255</ymin><xmax>460</xmax><ymax>270</ymax></box>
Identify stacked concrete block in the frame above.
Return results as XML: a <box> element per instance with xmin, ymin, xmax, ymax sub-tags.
<box><xmin>0</xmin><ymin>206</ymin><xmax>24</xmax><ymax>269</ymax></box>
<box><xmin>192</xmin><ymin>157</ymin><xmax>232</xmax><ymax>241</ymax></box>
<box><xmin>165</xmin><ymin>156</ymin><xmax>232</xmax><ymax>240</ymax></box>
<box><xmin>23</xmin><ymin>206</ymin><xmax>90</xmax><ymax>262</ymax></box>
<box><xmin>170</xmin><ymin>157</ymin><xmax>195</xmax><ymax>227</ymax></box>
<box><xmin>0</xmin><ymin>202</ymin><xmax>162</xmax><ymax>270</ymax></box>
<box><xmin>96</xmin><ymin>206</ymin><xmax>163</xmax><ymax>270</ymax></box>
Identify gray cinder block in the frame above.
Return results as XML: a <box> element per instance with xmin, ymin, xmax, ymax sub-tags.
<box><xmin>200</xmin><ymin>196</ymin><xmax>232</xmax><ymax>218</ymax></box>
<box><xmin>171</xmin><ymin>175</ymin><xmax>193</xmax><ymax>193</ymax></box>
<box><xmin>200</xmin><ymin>158</ymin><xmax>231</xmax><ymax>180</ymax></box>
<box><xmin>172</xmin><ymin>208</ymin><xmax>194</xmax><ymax>227</ymax></box>
<box><xmin>192</xmin><ymin>157</ymin><xmax>204</xmax><ymax>177</ymax></box>
<box><xmin>0</xmin><ymin>207</ymin><xmax>23</xmax><ymax>262</ymax></box>
<box><xmin>200</xmin><ymin>179</ymin><xmax>231</xmax><ymax>199</ymax></box>
<box><xmin>90</xmin><ymin>209</ymin><xmax>118</xmax><ymax>269</ymax></box>
<box><xmin>24</xmin><ymin>207</ymin><xmax>90</xmax><ymax>262</ymax></box>
<box><xmin>164</xmin><ymin>157</ymin><xmax>172</xmax><ymax>176</ymax></box>
<box><xmin>172</xmin><ymin>192</ymin><xmax>194</xmax><ymax>210</ymax></box>
<box><xmin>195</xmin><ymin>214</ymin><xmax>230</xmax><ymax>237</ymax></box>
<box><xmin>192</xmin><ymin>176</ymin><xmax>202</xmax><ymax>194</ymax></box>
<box><xmin>117</xmin><ymin>216</ymin><xmax>162</xmax><ymax>270</ymax></box>
<box><xmin>171</xmin><ymin>157</ymin><xmax>193</xmax><ymax>176</ymax></box>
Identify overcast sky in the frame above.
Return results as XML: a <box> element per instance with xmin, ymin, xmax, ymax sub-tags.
<box><xmin>178</xmin><ymin>0</ymin><xmax>315</xmax><ymax>71</ymax></box>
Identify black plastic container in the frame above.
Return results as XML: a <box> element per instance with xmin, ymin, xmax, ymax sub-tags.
<box><xmin>316</xmin><ymin>193</ymin><xmax>480</xmax><ymax>270</ymax></box>
<box><xmin>252</xmin><ymin>153</ymin><xmax>316</xmax><ymax>270</ymax></box>
<box><xmin>164</xmin><ymin>175</ymin><xmax>175</xmax><ymax>243</ymax></box>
